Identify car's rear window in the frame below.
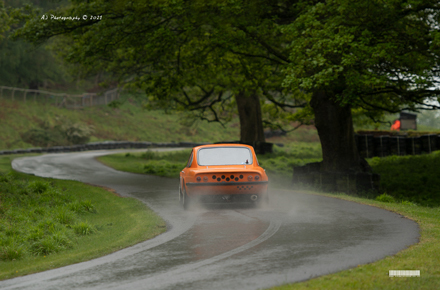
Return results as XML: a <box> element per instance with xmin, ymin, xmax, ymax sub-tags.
<box><xmin>197</xmin><ymin>147</ymin><xmax>253</xmax><ymax>166</ymax></box>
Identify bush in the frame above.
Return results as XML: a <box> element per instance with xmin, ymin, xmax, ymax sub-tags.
<box><xmin>369</xmin><ymin>151</ymin><xmax>440</xmax><ymax>207</ymax></box>
<box><xmin>72</xmin><ymin>222</ymin><xmax>96</xmax><ymax>236</ymax></box>
<box><xmin>27</xmin><ymin>181</ymin><xmax>49</xmax><ymax>194</ymax></box>
<box><xmin>0</xmin><ymin>243</ymin><xmax>25</xmax><ymax>261</ymax></box>
<box><xmin>20</xmin><ymin>119</ymin><xmax>94</xmax><ymax>147</ymax></box>
<box><xmin>375</xmin><ymin>193</ymin><xmax>396</xmax><ymax>203</ymax></box>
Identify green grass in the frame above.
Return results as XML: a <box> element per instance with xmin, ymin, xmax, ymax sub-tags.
<box><xmin>0</xmin><ymin>154</ymin><xmax>166</xmax><ymax>280</ymax></box>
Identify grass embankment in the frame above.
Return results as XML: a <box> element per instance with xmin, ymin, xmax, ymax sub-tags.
<box><xmin>99</xmin><ymin>146</ymin><xmax>440</xmax><ymax>289</ymax></box>
<box><xmin>0</xmin><ymin>97</ymin><xmax>319</xmax><ymax>150</ymax></box>
<box><xmin>0</xmin><ymin>154</ymin><xmax>166</xmax><ymax>280</ymax></box>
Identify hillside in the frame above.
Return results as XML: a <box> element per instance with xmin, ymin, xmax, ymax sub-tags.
<box><xmin>0</xmin><ymin>98</ymin><xmax>319</xmax><ymax>150</ymax></box>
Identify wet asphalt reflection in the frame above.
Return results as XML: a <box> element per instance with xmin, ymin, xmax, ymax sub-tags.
<box><xmin>1</xmin><ymin>149</ymin><xmax>419</xmax><ymax>290</ymax></box>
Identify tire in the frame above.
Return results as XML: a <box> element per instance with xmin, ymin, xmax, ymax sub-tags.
<box><xmin>182</xmin><ymin>186</ymin><xmax>190</xmax><ymax>210</ymax></box>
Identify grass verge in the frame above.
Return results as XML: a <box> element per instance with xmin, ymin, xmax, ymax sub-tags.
<box><xmin>0</xmin><ymin>154</ymin><xmax>166</xmax><ymax>280</ymax></box>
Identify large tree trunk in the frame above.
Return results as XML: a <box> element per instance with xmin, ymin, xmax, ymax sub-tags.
<box><xmin>310</xmin><ymin>91</ymin><xmax>370</xmax><ymax>173</ymax></box>
<box><xmin>235</xmin><ymin>91</ymin><xmax>265</xmax><ymax>143</ymax></box>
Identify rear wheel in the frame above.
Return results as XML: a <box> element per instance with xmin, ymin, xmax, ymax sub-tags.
<box><xmin>181</xmin><ymin>186</ymin><xmax>190</xmax><ymax>210</ymax></box>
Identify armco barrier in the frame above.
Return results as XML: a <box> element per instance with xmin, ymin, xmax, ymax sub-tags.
<box><xmin>388</xmin><ymin>136</ymin><xmax>406</xmax><ymax>156</ymax></box>
<box><xmin>355</xmin><ymin>134</ymin><xmax>439</xmax><ymax>157</ymax></box>
<box><xmin>421</xmin><ymin>134</ymin><xmax>437</xmax><ymax>153</ymax></box>
<box><xmin>355</xmin><ymin>134</ymin><xmax>374</xmax><ymax>158</ymax></box>
<box><xmin>0</xmin><ymin>141</ymin><xmax>275</xmax><ymax>156</ymax></box>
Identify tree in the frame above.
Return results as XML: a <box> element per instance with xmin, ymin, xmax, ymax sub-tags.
<box><xmin>14</xmin><ymin>0</ymin><xmax>305</xmax><ymax>143</ymax></box>
<box><xmin>0</xmin><ymin>1</ymin><xmax>68</xmax><ymax>88</ymax></box>
<box><xmin>283</xmin><ymin>0</ymin><xmax>440</xmax><ymax>172</ymax></box>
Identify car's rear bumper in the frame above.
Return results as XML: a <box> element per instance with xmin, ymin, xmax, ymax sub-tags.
<box><xmin>185</xmin><ymin>181</ymin><xmax>268</xmax><ymax>197</ymax></box>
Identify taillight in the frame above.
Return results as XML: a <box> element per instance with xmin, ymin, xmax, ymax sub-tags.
<box><xmin>255</xmin><ymin>175</ymin><xmax>260</xmax><ymax>180</ymax></box>
<box><xmin>203</xmin><ymin>176</ymin><xmax>208</xmax><ymax>181</ymax></box>
<box><xmin>248</xmin><ymin>175</ymin><xmax>253</xmax><ymax>181</ymax></box>
<box><xmin>196</xmin><ymin>176</ymin><xmax>201</xmax><ymax>182</ymax></box>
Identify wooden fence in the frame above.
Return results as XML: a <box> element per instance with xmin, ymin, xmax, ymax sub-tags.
<box><xmin>0</xmin><ymin>86</ymin><xmax>120</xmax><ymax>108</ymax></box>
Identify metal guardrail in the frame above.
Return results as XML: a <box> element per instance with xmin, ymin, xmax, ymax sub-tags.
<box><xmin>0</xmin><ymin>141</ymin><xmax>209</xmax><ymax>155</ymax></box>
<box><xmin>355</xmin><ymin>134</ymin><xmax>440</xmax><ymax>158</ymax></box>
<box><xmin>0</xmin><ymin>86</ymin><xmax>120</xmax><ymax>108</ymax></box>
<box><xmin>0</xmin><ymin>141</ymin><xmax>276</xmax><ymax>155</ymax></box>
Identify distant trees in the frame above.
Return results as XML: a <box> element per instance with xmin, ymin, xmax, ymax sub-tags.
<box><xmin>0</xmin><ymin>0</ymin><xmax>69</xmax><ymax>88</ymax></box>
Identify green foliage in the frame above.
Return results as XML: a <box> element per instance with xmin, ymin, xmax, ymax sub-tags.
<box><xmin>369</xmin><ymin>152</ymin><xmax>440</xmax><ymax>207</ymax></box>
<box><xmin>20</xmin><ymin>119</ymin><xmax>94</xmax><ymax>147</ymax></box>
<box><xmin>283</xmin><ymin>0</ymin><xmax>440</xmax><ymax>114</ymax></box>
<box><xmin>0</xmin><ymin>1</ymin><xmax>10</xmax><ymax>40</ymax></box>
<box><xmin>0</xmin><ymin>171</ymin><xmax>97</xmax><ymax>261</ymax></box>
<box><xmin>72</xmin><ymin>221</ymin><xmax>95</xmax><ymax>236</ymax></box>
<box><xmin>26</xmin><ymin>180</ymin><xmax>49</xmax><ymax>194</ymax></box>
<box><xmin>0</xmin><ymin>38</ymin><xmax>69</xmax><ymax>88</ymax></box>
<box><xmin>375</xmin><ymin>193</ymin><xmax>396</xmax><ymax>203</ymax></box>
<box><xmin>0</xmin><ymin>243</ymin><xmax>25</xmax><ymax>261</ymax></box>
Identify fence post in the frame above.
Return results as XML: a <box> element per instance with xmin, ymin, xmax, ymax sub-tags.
<box><xmin>428</xmin><ymin>135</ymin><xmax>432</xmax><ymax>153</ymax></box>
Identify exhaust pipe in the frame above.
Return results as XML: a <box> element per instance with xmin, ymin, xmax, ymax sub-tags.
<box><xmin>250</xmin><ymin>195</ymin><xmax>258</xmax><ymax>201</ymax></box>
<box><xmin>222</xmin><ymin>195</ymin><xmax>231</xmax><ymax>201</ymax></box>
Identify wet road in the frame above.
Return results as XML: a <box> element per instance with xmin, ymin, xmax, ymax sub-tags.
<box><xmin>2</xmin><ymin>150</ymin><xmax>419</xmax><ymax>290</ymax></box>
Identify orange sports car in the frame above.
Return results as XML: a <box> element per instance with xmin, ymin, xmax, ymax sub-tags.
<box><xmin>179</xmin><ymin>144</ymin><xmax>269</xmax><ymax>209</ymax></box>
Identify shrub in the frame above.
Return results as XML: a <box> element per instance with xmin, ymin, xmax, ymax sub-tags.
<box><xmin>27</xmin><ymin>181</ymin><xmax>49</xmax><ymax>194</ymax></box>
<box><xmin>30</xmin><ymin>237</ymin><xmax>58</xmax><ymax>255</ymax></box>
<box><xmin>80</xmin><ymin>200</ymin><xmax>96</xmax><ymax>213</ymax></box>
<box><xmin>55</xmin><ymin>208</ymin><xmax>76</xmax><ymax>225</ymax></box>
<box><xmin>369</xmin><ymin>151</ymin><xmax>440</xmax><ymax>207</ymax></box>
<box><xmin>0</xmin><ymin>243</ymin><xmax>25</xmax><ymax>261</ymax></box>
<box><xmin>72</xmin><ymin>222</ymin><xmax>96</xmax><ymax>236</ymax></box>
<box><xmin>20</xmin><ymin>119</ymin><xmax>94</xmax><ymax>147</ymax></box>
<box><xmin>376</xmin><ymin>193</ymin><xmax>396</xmax><ymax>203</ymax></box>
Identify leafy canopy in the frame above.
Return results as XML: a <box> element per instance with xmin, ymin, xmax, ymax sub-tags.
<box><xmin>283</xmin><ymin>0</ymin><xmax>440</xmax><ymax>117</ymax></box>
